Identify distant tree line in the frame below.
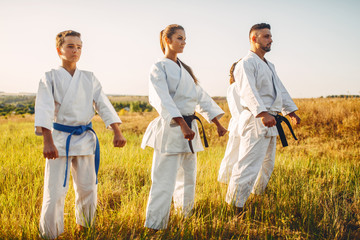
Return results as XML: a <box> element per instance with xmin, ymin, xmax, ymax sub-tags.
<box><xmin>326</xmin><ymin>95</ymin><xmax>360</xmax><ymax>98</ymax></box>
<box><xmin>111</xmin><ymin>101</ymin><xmax>153</xmax><ymax>112</ymax></box>
<box><xmin>0</xmin><ymin>95</ymin><xmax>153</xmax><ymax>116</ymax></box>
<box><xmin>0</xmin><ymin>95</ymin><xmax>35</xmax><ymax>116</ymax></box>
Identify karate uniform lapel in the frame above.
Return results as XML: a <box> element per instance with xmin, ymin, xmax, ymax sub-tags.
<box><xmin>57</xmin><ymin>68</ymin><xmax>81</xmax><ymax>119</ymax></box>
<box><xmin>161</xmin><ymin>60</ymin><xmax>198</xmax><ymax>153</ymax></box>
<box><xmin>264</xmin><ymin>62</ymin><xmax>282</xmax><ymax>136</ymax></box>
<box><xmin>172</xmin><ymin>61</ymin><xmax>197</xmax><ymax>110</ymax></box>
<box><xmin>266</xmin><ymin>63</ymin><xmax>282</xmax><ymax>112</ymax></box>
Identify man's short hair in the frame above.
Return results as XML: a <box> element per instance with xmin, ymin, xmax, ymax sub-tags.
<box><xmin>56</xmin><ymin>30</ymin><xmax>81</xmax><ymax>49</ymax></box>
<box><xmin>249</xmin><ymin>23</ymin><xmax>271</xmax><ymax>38</ymax></box>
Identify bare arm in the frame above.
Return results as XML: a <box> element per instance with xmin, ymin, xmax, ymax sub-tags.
<box><xmin>211</xmin><ymin>117</ymin><xmax>227</xmax><ymax>137</ymax></box>
<box><xmin>110</xmin><ymin>123</ymin><xmax>126</xmax><ymax>148</ymax></box>
<box><xmin>173</xmin><ymin>117</ymin><xmax>195</xmax><ymax>141</ymax></box>
<box><xmin>42</xmin><ymin>128</ymin><xmax>58</xmax><ymax>159</ymax></box>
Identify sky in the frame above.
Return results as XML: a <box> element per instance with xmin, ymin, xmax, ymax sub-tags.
<box><xmin>0</xmin><ymin>0</ymin><xmax>359</xmax><ymax>98</ymax></box>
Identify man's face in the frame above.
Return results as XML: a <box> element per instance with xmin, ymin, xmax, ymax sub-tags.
<box><xmin>255</xmin><ymin>28</ymin><xmax>272</xmax><ymax>52</ymax></box>
<box><xmin>57</xmin><ymin>36</ymin><xmax>82</xmax><ymax>63</ymax></box>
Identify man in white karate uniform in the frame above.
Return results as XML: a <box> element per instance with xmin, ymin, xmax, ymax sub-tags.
<box><xmin>226</xmin><ymin>23</ymin><xmax>301</xmax><ymax>212</ymax></box>
<box><xmin>35</xmin><ymin>30</ymin><xmax>126</xmax><ymax>238</ymax></box>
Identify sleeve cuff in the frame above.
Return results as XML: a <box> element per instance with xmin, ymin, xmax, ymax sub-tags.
<box><xmin>34</xmin><ymin>122</ymin><xmax>53</xmax><ymax>135</ymax></box>
<box><xmin>105</xmin><ymin>119</ymin><xmax>122</xmax><ymax>130</ymax></box>
<box><xmin>251</xmin><ymin>106</ymin><xmax>268</xmax><ymax>117</ymax></box>
<box><xmin>282</xmin><ymin>107</ymin><xmax>298</xmax><ymax>116</ymax></box>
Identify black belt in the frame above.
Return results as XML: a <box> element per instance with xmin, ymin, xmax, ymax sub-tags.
<box><xmin>183</xmin><ymin>114</ymin><xmax>209</xmax><ymax>153</ymax></box>
<box><xmin>271</xmin><ymin>114</ymin><xmax>298</xmax><ymax>147</ymax></box>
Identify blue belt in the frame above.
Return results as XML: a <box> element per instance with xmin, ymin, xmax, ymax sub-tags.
<box><xmin>53</xmin><ymin>122</ymin><xmax>100</xmax><ymax>187</ymax></box>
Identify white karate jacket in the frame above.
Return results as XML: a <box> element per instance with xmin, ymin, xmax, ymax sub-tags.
<box><xmin>226</xmin><ymin>83</ymin><xmax>243</xmax><ymax>137</ymax></box>
<box><xmin>141</xmin><ymin>58</ymin><xmax>224</xmax><ymax>153</ymax></box>
<box><xmin>234</xmin><ymin>51</ymin><xmax>298</xmax><ymax>137</ymax></box>
<box><xmin>35</xmin><ymin>67</ymin><xmax>121</xmax><ymax>156</ymax></box>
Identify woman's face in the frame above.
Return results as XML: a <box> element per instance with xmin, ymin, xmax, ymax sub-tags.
<box><xmin>166</xmin><ymin>29</ymin><xmax>186</xmax><ymax>54</ymax></box>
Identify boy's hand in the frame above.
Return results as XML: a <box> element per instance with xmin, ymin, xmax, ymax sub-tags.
<box><xmin>42</xmin><ymin>127</ymin><xmax>59</xmax><ymax>159</ymax></box>
<box><xmin>43</xmin><ymin>143</ymin><xmax>59</xmax><ymax>159</ymax></box>
<box><xmin>113</xmin><ymin>133</ymin><xmax>126</xmax><ymax>148</ymax></box>
<box><xmin>111</xmin><ymin>123</ymin><xmax>126</xmax><ymax>148</ymax></box>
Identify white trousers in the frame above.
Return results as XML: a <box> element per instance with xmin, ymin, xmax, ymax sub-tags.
<box><xmin>39</xmin><ymin>155</ymin><xmax>97</xmax><ymax>239</ymax></box>
<box><xmin>218</xmin><ymin>134</ymin><xmax>240</xmax><ymax>184</ymax></box>
<box><xmin>145</xmin><ymin>150</ymin><xmax>197</xmax><ymax>230</ymax></box>
<box><xmin>226</xmin><ymin>133</ymin><xmax>276</xmax><ymax>208</ymax></box>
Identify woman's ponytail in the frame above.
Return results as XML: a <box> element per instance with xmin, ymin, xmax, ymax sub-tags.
<box><xmin>178</xmin><ymin>59</ymin><xmax>198</xmax><ymax>85</ymax></box>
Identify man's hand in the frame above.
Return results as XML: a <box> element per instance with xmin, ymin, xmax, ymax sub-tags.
<box><xmin>111</xmin><ymin>123</ymin><xmax>127</xmax><ymax>148</ymax></box>
<box><xmin>211</xmin><ymin>117</ymin><xmax>227</xmax><ymax>137</ymax></box>
<box><xmin>256</xmin><ymin>112</ymin><xmax>276</xmax><ymax>127</ymax></box>
<box><xmin>288</xmin><ymin>112</ymin><xmax>301</xmax><ymax>125</ymax></box>
<box><xmin>42</xmin><ymin>128</ymin><xmax>59</xmax><ymax>159</ymax></box>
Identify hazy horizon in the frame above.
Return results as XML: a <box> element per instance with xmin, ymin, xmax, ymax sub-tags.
<box><xmin>1</xmin><ymin>0</ymin><xmax>359</xmax><ymax>98</ymax></box>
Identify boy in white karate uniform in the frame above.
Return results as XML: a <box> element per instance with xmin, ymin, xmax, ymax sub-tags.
<box><xmin>35</xmin><ymin>30</ymin><xmax>126</xmax><ymax>238</ymax></box>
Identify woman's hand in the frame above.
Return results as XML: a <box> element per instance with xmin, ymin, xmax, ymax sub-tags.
<box><xmin>217</xmin><ymin>125</ymin><xmax>227</xmax><ymax>137</ymax></box>
<box><xmin>211</xmin><ymin>117</ymin><xmax>227</xmax><ymax>137</ymax></box>
<box><xmin>173</xmin><ymin>117</ymin><xmax>195</xmax><ymax>141</ymax></box>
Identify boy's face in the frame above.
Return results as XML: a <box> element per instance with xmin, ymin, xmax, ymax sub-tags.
<box><xmin>57</xmin><ymin>36</ymin><xmax>82</xmax><ymax>63</ymax></box>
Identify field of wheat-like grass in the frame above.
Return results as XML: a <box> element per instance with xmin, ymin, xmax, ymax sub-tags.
<box><xmin>0</xmin><ymin>98</ymin><xmax>359</xmax><ymax>239</ymax></box>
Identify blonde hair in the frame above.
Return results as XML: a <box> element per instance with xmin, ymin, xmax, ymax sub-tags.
<box><xmin>160</xmin><ymin>24</ymin><xmax>198</xmax><ymax>84</ymax></box>
<box><xmin>229</xmin><ymin>59</ymin><xmax>241</xmax><ymax>84</ymax></box>
<box><xmin>56</xmin><ymin>30</ymin><xmax>81</xmax><ymax>49</ymax></box>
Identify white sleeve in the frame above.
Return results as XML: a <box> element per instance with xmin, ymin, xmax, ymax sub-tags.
<box><xmin>93</xmin><ymin>74</ymin><xmax>122</xmax><ymax>128</ymax></box>
<box><xmin>227</xmin><ymin>83</ymin><xmax>242</xmax><ymax>118</ymax></box>
<box><xmin>195</xmin><ymin>84</ymin><xmax>224</xmax><ymax>123</ymax></box>
<box><xmin>236</xmin><ymin>61</ymin><xmax>267</xmax><ymax>117</ymax></box>
<box><xmin>273</xmin><ymin>70</ymin><xmax>298</xmax><ymax>115</ymax></box>
<box><xmin>148</xmin><ymin>63</ymin><xmax>182</xmax><ymax>123</ymax></box>
<box><xmin>34</xmin><ymin>73</ymin><xmax>55</xmax><ymax>135</ymax></box>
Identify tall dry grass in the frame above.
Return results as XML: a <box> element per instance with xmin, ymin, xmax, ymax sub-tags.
<box><xmin>0</xmin><ymin>98</ymin><xmax>359</xmax><ymax>239</ymax></box>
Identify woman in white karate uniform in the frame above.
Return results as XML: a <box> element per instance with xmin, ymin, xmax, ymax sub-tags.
<box><xmin>218</xmin><ymin>61</ymin><xmax>242</xmax><ymax>183</ymax></box>
<box><xmin>141</xmin><ymin>24</ymin><xmax>227</xmax><ymax>230</ymax></box>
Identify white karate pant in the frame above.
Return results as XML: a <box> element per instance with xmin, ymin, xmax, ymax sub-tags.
<box><xmin>218</xmin><ymin>134</ymin><xmax>240</xmax><ymax>184</ymax></box>
<box><xmin>39</xmin><ymin>155</ymin><xmax>97</xmax><ymax>239</ymax></box>
<box><xmin>145</xmin><ymin>150</ymin><xmax>197</xmax><ymax>230</ymax></box>
<box><xmin>226</xmin><ymin>133</ymin><xmax>276</xmax><ymax>208</ymax></box>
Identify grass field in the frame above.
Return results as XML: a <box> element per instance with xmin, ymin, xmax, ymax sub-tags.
<box><xmin>0</xmin><ymin>98</ymin><xmax>359</xmax><ymax>239</ymax></box>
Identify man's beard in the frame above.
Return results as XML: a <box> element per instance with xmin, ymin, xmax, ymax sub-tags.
<box><xmin>261</xmin><ymin>44</ymin><xmax>271</xmax><ymax>52</ymax></box>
